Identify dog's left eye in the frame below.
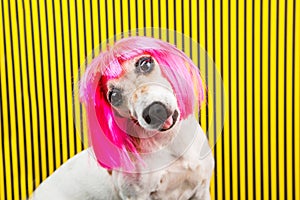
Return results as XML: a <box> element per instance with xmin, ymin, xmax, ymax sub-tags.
<box><xmin>135</xmin><ymin>56</ymin><xmax>154</xmax><ymax>74</ymax></box>
<box><xmin>108</xmin><ymin>88</ymin><xmax>123</xmax><ymax>107</ymax></box>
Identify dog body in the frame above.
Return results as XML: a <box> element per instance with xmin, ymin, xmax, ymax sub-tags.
<box><xmin>31</xmin><ymin>37</ymin><xmax>214</xmax><ymax>199</ymax></box>
<box><xmin>32</xmin><ymin>116</ymin><xmax>213</xmax><ymax>200</ymax></box>
<box><xmin>112</xmin><ymin>116</ymin><xmax>214</xmax><ymax>200</ymax></box>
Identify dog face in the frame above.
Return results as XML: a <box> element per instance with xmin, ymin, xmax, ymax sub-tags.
<box><xmin>106</xmin><ymin>54</ymin><xmax>179</xmax><ymax>132</ymax></box>
<box><xmin>80</xmin><ymin>37</ymin><xmax>205</xmax><ymax>170</ymax></box>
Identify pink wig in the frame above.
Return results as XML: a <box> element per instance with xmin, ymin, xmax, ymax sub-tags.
<box><xmin>80</xmin><ymin>37</ymin><xmax>204</xmax><ymax>170</ymax></box>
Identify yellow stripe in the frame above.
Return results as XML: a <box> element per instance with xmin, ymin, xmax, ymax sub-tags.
<box><xmin>286</xmin><ymin>1</ymin><xmax>294</xmax><ymax>200</ymax></box>
<box><xmin>3</xmin><ymin>1</ymin><xmax>14</xmax><ymax>198</ymax></box>
<box><xmin>246</xmin><ymin>0</ymin><xmax>254</xmax><ymax>198</ymax></box>
<box><xmin>270</xmin><ymin>0</ymin><xmax>278</xmax><ymax>198</ymax></box>
<box><xmin>254</xmin><ymin>0</ymin><xmax>262</xmax><ymax>198</ymax></box>
<box><xmin>62</xmin><ymin>0</ymin><xmax>75</xmax><ymax>157</ymax></box>
<box><xmin>213</xmin><ymin>0</ymin><xmax>224</xmax><ymax>199</ymax></box>
<box><xmin>238</xmin><ymin>1</ymin><xmax>246</xmax><ymax>199</ymax></box>
<box><xmin>278</xmin><ymin>0</ymin><xmax>285</xmax><ymax>199</ymax></box>
<box><xmin>294</xmin><ymin>2</ymin><xmax>300</xmax><ymax>200</ymax></box>
<box><xmin>199</xmin><ymin>0</ymin><xmax>207</xmax><ymax>133</ymax></box>
<box><xmin>261</xmin><ymin>0</ymin><xmax>269</xmax><ymax>199</ymax></box>
<box><xmin>221</xmin><ymin>0</ymin><xmax>231</xmax><ymax>199</ymax></box>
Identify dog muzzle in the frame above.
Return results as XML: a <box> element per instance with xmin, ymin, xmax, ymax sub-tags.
<box><xmin>142</xmin><ymin>102</ymin><xmax>179</xmax><ymax>131</ymax></box>
<box><xmin>130</xmin><ymin>84</ymin><xmax>180</xmax><ymax>132</ymax></box>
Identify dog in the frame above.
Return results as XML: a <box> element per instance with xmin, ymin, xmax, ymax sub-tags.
<box><xmin>31</xmin><ymin>37</ymin><xmax>214</xmax><ymax>200</ymax></box>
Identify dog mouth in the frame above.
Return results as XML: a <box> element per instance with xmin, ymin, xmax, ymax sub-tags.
<box><xmin>131</xmin><ymin>109</ymin><xmax>179</xmax><ymax>132</ymax></box>
<box><xmin>159</xmin><ymin>110</ymin><xmax>179</xmax><ymax>131</ymax></box>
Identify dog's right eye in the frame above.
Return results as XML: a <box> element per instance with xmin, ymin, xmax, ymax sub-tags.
<box><xmin>108</xmin><ymin>88</ymin><xmax>123</xmax><ymax>107</ymax></box>
<box><xmin>135</xmin><ymin>56</ymin><xmax>154</xmax><ymax>74</ymax></box>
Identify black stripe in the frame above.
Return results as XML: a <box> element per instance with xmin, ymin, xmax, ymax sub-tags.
<box><xmin>135</xmin><ymin>0</ymin><xmax>138</xmax><ymax>36</ymax></box>
<box><xmin>173</xmin><ymin>0</ymin><xmax>176</xmax><ymax>44</ymax></box>
<box><xmin>187</xmin><ymin>0</ymin><xmax>192</xmax><ymax>131</ymax></box>
<box><xmin>82</xmin><ymin>0</ymin><xmax>87</xmax><ymax>67</ymax></box>
<box><xmin>90</xmin><ymin>0</ymin><xmax>94</xmax><ymax>53</ymax></box>
<box><xmin>104</xmin><ymin>0</ymin><xmax>109</xmax><ymax>39</ymax></box>
<box><xmin>59</xmin><ymin>0</ymin><xmax>71</xmax><ymax>159</ymax></box>
<box><xmin>220</xmin><ymin>0</ymin><xmax>226</xmax><ymax>198</ymax></box>
<box><xmin>291</xmin><ymin>0</ymin><xmax>296</xmax><ymax>198</ymax></box>
<box><xmin>112</xmin><ymin>0</ymin><xmax>117</xmax><ymax>39</ymax></box>
<box><xmin>150</xmin><ymin>0</ymin><xmax>153</xmax><ymax>37</ymax></box>
<box><xmin>120</xmin><ymin>1</ymin><xmax>125</xmax><ymax>38</ymax></box>
<box><xmin>75</xmin><ymin>0</ymin><xmax>83</xmax><ymax>151</ymax></box>
<box><xmin>244</xmin><ymin>0</ymin><xmax>249</xmax><ymax>198</ymax></box>
<box><xmin>212</xmin><ymin>0</ymin><xmax>218</xmax><ymax>198</ymax></box>
<box><xmin>259</xmin><ymin>0</ymin><xmax>264</xmax><ymax>198</ymax></box>
<box><xmin>251</xmin><ymin>0</ymin><xmax>257</xmax><ymax>197</ymax></box>
<box><xmin>127</xmin><ymin>0</ymin><xmax>131</xmax><ymax>33</ymax></box>
<box><xmin>120</xmin><ymin>0</ymin><xmax>123</xmax><ymax>34</ymax></box>
<box><xmin>143</xmin><ymin>0</ymin><xmax>147</xmax><ymax>36</ymax></box>
<box><xmin>8</xmin><ymin>0</ymin><xmax>23</xmax><ymax>196</ymax></box>
<box><xmin>142</xmin><ymin>0</ymin><xmax>146</xmax><ymax>35</ymax></box>
<box><xmin>166</xmin><ymin>0</ymin><xmax>169</xmax><ymax>41</ymax></box>
<box><xmin>267</xmin><ymin>0</ymin><xmax>272</xmax><ymax>199</ymax></box>
<box><xmin>197</xmin><ymin>0</ymin><xmax>200</xmax><ymax>62</ymax></box>
<box><xmin>204</xmin><ymin>0</ymin><xmax>209</xmax><ymax>139</ymax></box>
<box><xmin>189</xmin><ymin>0</ymin><xmax>192</xmax><ymax>59</ymax></box>
<box><xmin>97</xmin><ymin>0</ymin><xmax>102</xmax><ymax>50</ymax></box>
<box><xmin>44</xmin><ymin>0</ymin><xmax>57</xmax><ymax>168</ymax></box>
<box><xmin>81</xmin><ymin>0</ymin><xmax>86</xmax><ymax>149</ymax></box>
<box><xmin>181</xmin><ymin>0</ymin><xmax>184</xmax><ymax>50</ymax></box>
<box><xmin>29</xmin><ymin>0</ymin><xmax>43</xmax><ymax>186</ymax></box>
<box><xmin>228</xmin><ymin>0</ymin><xmax>233</xmax><ymax>198</ymax></box>
<box><xmin>67</xmin><ymin>0</ymin><xmax>77</xmax><ymax>154</ymax></box>
<box><xmin>37</xmin><ymin>0</ymin><xmax>50</xmax><ymax>177</ymax></box>
<box><xmin>283</xmin><ymin>0</ymin><xmax>287</xmax><ymax>198</ymax></box>
<box><xmin>197</xmin><ymin>0</ymin><xmax>201</xmax><ymax>123</ymax></box>
<box><xmin>158</xmin><ymin>0</ymin><xmax>161</xmax><ymax>38</ymax></box>
<box><xmin>275</xmin><ymin>0</ymin><xmax>279</xmax><ymax>197</ymax></box>
<box><xmin>15</xmin><ymin>0</ymin><xmax>29</xmax><ymax>197</ymax></box>
<box><xmin>51</xmin><ymin>0</ymin><xmax>64</xmax><ymax>166</ymax></box>
<box><xmin>0</xmin><ymin>1</ymin><xmax>8</xmax><ymax>198</ymax></box>
<box><xmin>78</xmin><ymin>0</ymin><xmax>84</xmax><ymax>150</ymax></box>
<box><xmin>236</xmin><ymin>0</ymin><xmax>241</xmax><ymax>198</ymax></box>
<box><xmin>22</xmin><ymin>0</ymin><xmax>37</xmax><ymax>190</ymax></box>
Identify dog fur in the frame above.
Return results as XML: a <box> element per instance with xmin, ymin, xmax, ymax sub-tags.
<box><xmin>31</xmin><ymin>37</ymin><xmax>214</xmax><ymax>200</ymax></box>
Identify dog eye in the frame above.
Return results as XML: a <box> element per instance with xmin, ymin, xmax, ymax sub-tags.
<box><xmin>135</xmin><ymin>56</ymin><xmax>154</xmax><ymax>74</ymax></box>
<box><xmin>108</xmin><ymin>88</ymin><xmax>123</xmax><ymax>107</ymax></box>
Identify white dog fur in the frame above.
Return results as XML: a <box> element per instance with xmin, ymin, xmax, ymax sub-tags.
<box><xmin>31</xmin><ymin>53</ymin><xmax>214</xmax><ymax>200</ymax></box>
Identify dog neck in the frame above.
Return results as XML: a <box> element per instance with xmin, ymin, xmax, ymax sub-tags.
<box><xmin>126</xmin><ymin>120</ymin><xmax>181</xmax><ymax>154</ymax></box>
<box><xmin>124</xmin><ymin>115</ymin><xmax>200</xmax><ymax>172</ymax></box>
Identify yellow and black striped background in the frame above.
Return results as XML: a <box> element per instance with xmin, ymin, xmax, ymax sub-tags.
<box><xmin>0</xmin><ymin>0</ymin><xmax>299</xmax><ymax>200</ymax></box>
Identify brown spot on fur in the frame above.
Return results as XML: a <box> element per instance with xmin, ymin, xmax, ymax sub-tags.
<box><xmin>140</xmin><ymin>86</ymin><xmax>148</xmax><ymax>94</ymax></box>
<box><xmin>107</xmin><ymin>170</ymin><xmax>112</xmax><ymax>175</ymax></box>
<box><xmin>130</xmin><ymin>136</ymin><xmax>141</xmax><ymax>152</ymax></box>
<box><xmin>133</xmin><ymin>93</ymin><xmax>138</xmax><ymax>102</ymax></box>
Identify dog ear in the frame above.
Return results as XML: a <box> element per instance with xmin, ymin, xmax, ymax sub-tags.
<box><xmin>87</xmin><ymin>79</ymin><xmax>138</xmax><ymax>170</ymax></box>
<box><xmin>79</xmin><ymin>52</ymin><xmax>140</xmax><ymax>171</ymax></box>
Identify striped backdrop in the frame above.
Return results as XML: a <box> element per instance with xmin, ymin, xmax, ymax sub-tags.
<box><xmin>0</xmin><ymin>0</ymin><xmax>299</xmax><ymax>200</ymax></box>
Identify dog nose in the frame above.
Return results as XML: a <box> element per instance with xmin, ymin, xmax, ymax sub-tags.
<box><xmin>142</xmin><ymin>102</ymin><xmax>169</xmax><ymax>126</ymax></box>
